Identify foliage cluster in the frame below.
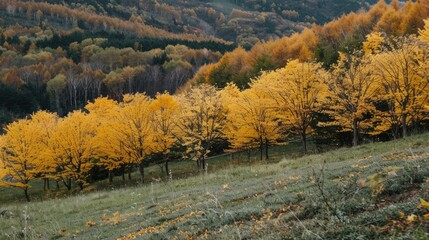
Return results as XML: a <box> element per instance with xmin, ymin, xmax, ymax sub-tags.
<box><xmin>3</xmin><ymin>23</ymin><xmax>429</xmax><ymax>201</ymax></box>
<box><xmin>193</xmin><ymin>0</ymin><xmax>429</xmax><ymax>88</ymax></box>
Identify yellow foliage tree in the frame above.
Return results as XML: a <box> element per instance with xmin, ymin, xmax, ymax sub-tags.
<box><xmin>223</xmin><ymin>83</ymin><xmax>283</xmax><ymax>160</ymax></box>
<box><xmin>419</xmin><ymin>19</ymin><xmax>429</xmax><ymax>43</ymax></box>
<box><xmin>86</xmin><ymin>97</ymin><xmax>127</xmax><ymax>182</ymax></box>
<box><xmin>363</xmin><ymin>32</ymin><xmax>385</xmax><ymax>55</ymax></box>
<box><xmin>321</xmin><ymin>52</ymin><xmax>379</xmax><ymax>146</ymax></box>
<box><xmin>0</xmin><ymin>111</ymin><xmax>56</xmax><ymax>201</ymax></box>
<box><xmin>149</xmin><ymin>92</ymin><xmax>179</xmax><ymax>176</ymax></box>
<box><xmin>371</xmin><ymin>36</ymin><xmax>429</xmax><ymax>138</ymax></box>
<box><xmin>176</xmin><ymin>84</ymin><xmax>226</xmax><ymax>171</ymax></box>
<box><xmin>115</xmin><ymin>93</ymin><xmax>153</xmax><ymax>183</ymax></box>
<box><xmin>29</xmin><ymin>111</ymin><xmax>58</xmax><ymax>190</ymax></box>
<box><xmin>48</xmin><ymin>111</ymin><xmax>98</xmax><ymax>190</ymax></box>
<box><xmin>253</xmin><ymin>60</ymin><xmax>328</xmax><ymax>154</ymax></box>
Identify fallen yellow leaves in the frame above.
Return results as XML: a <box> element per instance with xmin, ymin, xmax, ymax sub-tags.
<box><xmin>274</xmin><ymin>175</ymin><xmax>302</xmax><ymax>186</ymax></box>
<box><xmin>420</xmin><ymin>198</ymin><xmax>429</xmax><ymax>208</ymax></box>
<box><xmin>381</xmin><ymin>151</ymin><xmax>429</xmax><ymax>161</ymax></box>
<box><xmin>117</xmin><ymin>210</ymin><xmax>202</xmax><ymax>240</ymax></box>
<box><xmin>351</xmin><ymin>164</ymin><xmax>370</xmax><ymax>169</ymax></box>
<box><xmin>420</xmin><ymin>199</ymin><xmax>429</xmax><ymax>219</ymax></box>
<box><xmin>86</xmin><ymin>220</ymin><xmax>96</xmax><ymax>227</ymax></box>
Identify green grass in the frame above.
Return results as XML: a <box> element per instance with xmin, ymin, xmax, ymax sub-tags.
<box><xmin>1</xmin><ymin>135</ymin><xmax>429</xmax><ymax>239</ymax></box>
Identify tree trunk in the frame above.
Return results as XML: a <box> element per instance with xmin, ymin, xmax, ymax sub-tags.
<box><xmin>352</xmin><ymin>118</ymin><xmax>359</xmax><ymax>147</ymax></box>
<box><xmin>260</xmin><ymin>138</ymin><xmax>263</xmax><ymax>161</ymax></box>
<box><xmin>402</xmin><ymin>114</ymin><xmax>407</xmax><ymax>138</ymax></box>
<box><xmin>138</xmin><ymin>163</ymin><xmax>145</xmax><ymax>183</ymax></box>
<box><xmin>24</xmin><ymin>187</ymin><xmax>30</xmax><ymax>202</ymax></box>
<box><xmin>165</xmin><ymin>160</ymin><xmax>169</xmax><ymax>177</ymax></box>
<box><xmin>108</xmin><ymin>170</ymin><xmax>113</xmax><ymax>183</ymax></box>
<box><xmin>78</xmin><ymin>182</ymin><xmax>84</xmax><ymax>190</ymax></box>
<box><xmin>63</xmin><ymin>179</ymin><xmax>72</xmax><ymax>190</ymax></box>
<box><xmin>128</xmin><ymin>166</ymin><xmax>132</xmax><ymax>180</ymax></box>
<box><xmin>201</xmin><ymin>157</ymin><xmax>206</xmax><ymax>171</ymax></box>
<box><xmin>301</xmin><ymin>131</ymin><xmax>307</xmax><ymax>155</ymax></box>
<box><xmin>56</xmin><ymin>180</ymin><xmax>60</xmax><ymax>189</ymax></box>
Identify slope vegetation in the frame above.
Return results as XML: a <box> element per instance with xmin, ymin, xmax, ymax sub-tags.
<box><xmin>1</xmin><ymin>133</ymin><xmax>428</xmax><ymax>239</ymax></box>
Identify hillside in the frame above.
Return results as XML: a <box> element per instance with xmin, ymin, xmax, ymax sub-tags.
<box><xmin>1</xmin><ymin>0</ymin><xmax>380</xmax><ymax>47</ymax></box>
<box><xmin>1</xmin><ymin>133</ymin><xmax>428</xmax><ymax>239</ymax></box>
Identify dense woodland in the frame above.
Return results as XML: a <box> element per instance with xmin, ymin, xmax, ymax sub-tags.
<box><xmin>9</xmin><ymin>0</ymin><xmax>378</xmax><ymax>45</ymax></box>
<box><xmin>3</xmin><ymin>0</ymin><xmax>429</xmax><ymax>202</ymax></box>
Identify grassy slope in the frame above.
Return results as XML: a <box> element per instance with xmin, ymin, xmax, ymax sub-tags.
<box><xmin>0</xmin><ymin>135</ymin><xmax>429</xmax><ymax>239</ymax></box>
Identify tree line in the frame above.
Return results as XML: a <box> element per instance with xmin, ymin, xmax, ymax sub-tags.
<box><xmin>0</xmin><ymin>22</ymin><xmax>226</xmax><ymax>124</ymax></box>
<box><xmin>192</xmin><ymin>0</ymin><xmax>429</xmax><ymax>89</ymax></box>
<box><xmin>2</xmin><ymin>26</ymin><xmax>429</xmax><ymax>201</ymax></box>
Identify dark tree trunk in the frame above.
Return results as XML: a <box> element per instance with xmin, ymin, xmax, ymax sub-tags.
<box><xmin>78</xmin><ymin>182</ymin><xmax>84</xmax><ymax>190</ymax></box>
<box><xmin>165</xmin><ymin>160</ymin><xmax>169</xmax><ymax>177</ymax></box>
<box><xmin>56</xmin><ymin>180</ymin><xmax>60</xmax><ymax>189</ymax></box>
<box><xmin>63</xmin><ymin>179</ymin><xmax>72</xmax><ymax>190</ymax></box>
<box><xmin>301</xmin><ymin>132</ymin><xmax>307</xmax><ymax>155</ymax></box>
<box><xmin>24</xmin><ymin>187</ymin><xmax>30</xmax><ymax>202</ymax></box>
<box><xmin>260</xmin><ymin>138</ymin><xmax>263</xmax><ymax>161</ymax></box>
<box><xmin>353</xmin><ymin>118</ymin><xmax>359</xmax><ymax>147</ymax></box>
<box><xmin>109</xmin><ymin>170</ymin><xmax>113</xmax><ymax>183</ymax></box>
<box><xmin>402</xmin><ymin>114</ymin><xmax>407</xmax><ymax>138</ymax></box>
<box><xmin>201</xmin><ymin>157</ymin><xmax>206</xmax><ymax>171</ymax></box>
<box><xmin>128</xmin><ymin>166</ymin><xmax>132</xmax><ymax>180</ymax></box>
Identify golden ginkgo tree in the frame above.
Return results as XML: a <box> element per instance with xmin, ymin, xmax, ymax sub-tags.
<box><xmin>176</xmin><ymin>84</ymin><xmax>226</xmax><ymax>171</ymax></box>
<box><xmin>321</xmin><ymin>51</ymin><xmax>379</xmax><ymax>146</ymax></box>
<box><xmin>223</xmin><ymin>83</ymin><xmax>283</xmax><ymax>160</ymax></box>
<box><xmin>29</xmin><ymin>111</ymin><xmax>58</xmax><ymax>190</ymax></box>
<box><xmin>48</xmin><ymin>111</ymin><xmax>98</xmax><ymax>190</ymax></box>
<box><xmin>86</xmin><ymin>97</ymin><xmax>127</xmax><ymax>182</ymax></box>
<box><xmin>371</xmin><ymin>36</ymin><xmax>429</xmax><ymax>138</ymax></box>
<box><xmin>148</xmin><ymin>92</ymin><xmax>180</xmax><ymax>176</ymax></box>
<box><xmin>0</xmin><ymin>111</ymin><xmax>57</xmax><ymax>201</ymax></box>
<box><xmin>115</xmin><ymin>93</ymin><xmax>154</xmax><ymax>183</ymax></box>
<box><xmin>253</xmin><ymin>60</ymin><xmax>328</xmax><ymax>154</ymax></box>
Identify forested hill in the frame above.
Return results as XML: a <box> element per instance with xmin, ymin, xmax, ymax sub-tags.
<box><xmin>3</xmin><ymin>0</ymin><xmax>380</xmax><ymax>47</ymax></box>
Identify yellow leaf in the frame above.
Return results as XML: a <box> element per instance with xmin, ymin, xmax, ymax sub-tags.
<box><xmin>420</xmin><ymin>199</ymin><xmax>429</xmax><ymax>208</ymax></box>
<box><xmin>406</xmin><ymin>214</ymin><xmax>417</xmax><ymax>223</ymax></box>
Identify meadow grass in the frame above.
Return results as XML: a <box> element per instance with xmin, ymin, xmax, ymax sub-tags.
<box><xmin>0</xmin><ymin>134</ymin><xmax>428</xmax><ymax>239</ymax></box>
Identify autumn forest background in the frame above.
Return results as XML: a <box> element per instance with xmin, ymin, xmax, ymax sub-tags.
<box><xmin>1</xmin><ymin>0</ymin><xmax>429</xmax><ymax>239</ymax></box>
